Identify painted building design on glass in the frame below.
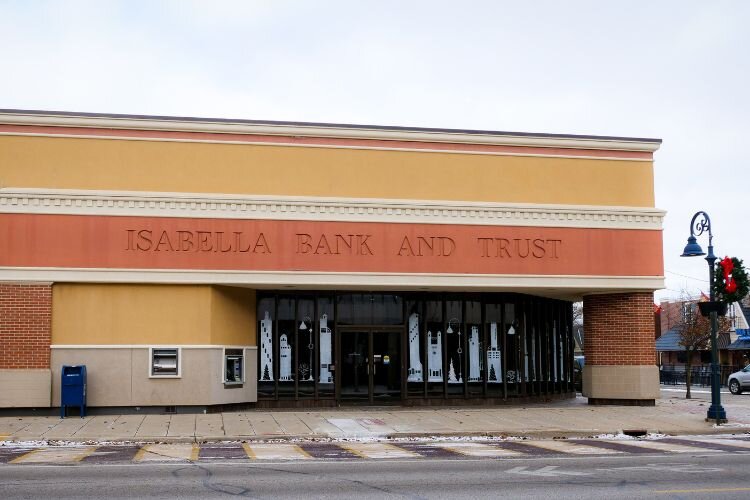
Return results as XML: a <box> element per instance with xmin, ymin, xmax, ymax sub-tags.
<box><xmin>319</xmin><ymin>313</ymin><xmax>333</xmax><ymax>384</ymax></box>
<box><xmin>448</xmin><ymin>324</ymin><xmax>463</xmax><ymax>384</ymax></box>
<box><xmin>487</xmin><ymin>322</ymin><xmax>502</xmax><ymax>383</ymax></box>
<box><xmin>279</xmin><ymin>333</ymin><xmax>292</xmax><ymax>381</ymax></box>
<box><xmin>260</xmin><ymin>311</ymin><xmax>274</xmax><ymax>381</ymax></box>
<box><xmin>468</xmin><ymin>326</ymin><xmax>480</xmax><ymax>382</ymax></box>
<box><xmin>407</xmin><ymin>312</ymin><xmax>423</xmax><ymax>382</ymax></box>
<box><xmin>506</xmin><ymin>323</ymin><xmax>517</xmax><ymax>383</ymax></box>
<box><xmin>427</xmin><ymin>330</ymin><xmax>443</xmax><ymax>382</ymax></box>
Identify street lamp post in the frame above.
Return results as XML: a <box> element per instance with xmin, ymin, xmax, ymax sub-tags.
<box><xmin>680</xmin><ymin>211</ymin><xmax>727</xmax><ymax>424</ymax></box>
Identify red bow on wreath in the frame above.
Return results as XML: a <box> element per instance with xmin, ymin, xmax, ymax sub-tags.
<box><xmin>720</xmin><ymin>256</ymin><xmax>737</xmax><ymax>294</ymax></box>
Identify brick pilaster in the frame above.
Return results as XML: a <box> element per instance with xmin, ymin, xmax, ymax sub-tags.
<box><xmin>0</xmin><ymin>283</ymin><xmax>52</xmax><ymax>369</ymax></box>
<box><xmin>584</xmin><ymin>292</ymin><xmax>657</xmax><ymax>366</ymax></box>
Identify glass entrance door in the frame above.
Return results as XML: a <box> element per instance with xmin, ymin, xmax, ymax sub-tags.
<box><xmin>340</xmin><ymin>331</ymin><xmax>369</xmax><ymax>401</ymax></box>
<box><xmin>339</xmin><ymin>330</ymin><xmax>402</xmax><ymax>403</ymax></box>
<box><xmin>372</xmin><ymin>331</ymin><xmax>401</xmax><ymax>403</ymax></box>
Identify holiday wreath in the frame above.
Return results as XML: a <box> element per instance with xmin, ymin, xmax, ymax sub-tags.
<box><xmin>713</xmin><ymin>256</ymin><xmax>750</xmax><ymax>304</ymax></box>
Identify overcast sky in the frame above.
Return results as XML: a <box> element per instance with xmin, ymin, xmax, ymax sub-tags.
<box><xmin>2</xmin><ymin>0</ymin><xmax>748</xmax><ymax>302</ymax></box>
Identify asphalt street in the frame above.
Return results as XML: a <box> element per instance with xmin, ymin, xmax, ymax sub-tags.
<box><xmin>2</xmin><ymin>449</ymin><xmax>749</xmax><ymax>499</ymax></box>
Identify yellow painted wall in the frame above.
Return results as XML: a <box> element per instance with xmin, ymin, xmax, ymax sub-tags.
<box><xmin>210</xmin><ymin>286</ymin><xmax>256</xmax><ymax>345</ymax></box>
<box><xmin>0</xmin><ymin>135</ymin><xmax>655</xmax><ymax>207</ymax></box>
<box><xmin>52</xmin><ymin>284</ymin><xmax>256</xmax><ymax>346</ymax></box>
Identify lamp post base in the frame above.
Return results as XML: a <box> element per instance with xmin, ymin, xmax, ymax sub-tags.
<box><xmin>706</xmin><ymin>404</ymin><xmax>727</xmax><ymax>424</ymax></box>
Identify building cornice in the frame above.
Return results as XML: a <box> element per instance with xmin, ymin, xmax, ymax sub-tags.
<box><xmin>0</xmin><ymin>267</ymin><xmax>665</xmax><ymax>300</ymax></box>
<box><xmin>0</xmin><ymin>188</ymin><xmax>666</xmax><ymax>230</ymax></box>
<box><xmin>0</xmin><ymin>109</ymin><xmax>661</xmax><ymax>153</ymax></box>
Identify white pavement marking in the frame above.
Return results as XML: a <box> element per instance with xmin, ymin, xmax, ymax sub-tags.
<box><xmin>595</xmin><ymin>463</ymin><xmax>724</xmax><ymax>473</ymax></box>
<box><xmin>616</xmin><ymin>439</ymin><xmax>721</xmax><ymax>454</ymax></box>
<box><xmin>430</xmin><ymin>442</ymin><xmax>522</xmax><ymax>457</ymax></box>
<box><xmin>690</xmin><ymin>437</ymin><xmax>750</xmax><ymax>450</ymax></box>
<box><xmin>133</xmin><ymin>443</ymin><xmax>199</xmax><ymax>462</ymax></box>
<box><xmin>242</xmin><ymin>443</ymin><xmax>312</xmax><ymax>460</ymax></box>
<box><xmin>520</xmin><ymin>440</ymin><xmax>621</xmax><ymax>455</ymax></box>
<box><xmin>661</xmin><ymin>388</ymin><xmax>729</xmax><ymax>394</ymax></box>
<box><xmin>10</xmin><ymin>446</ymin><xmax>97</xmax><ymax>464</ymax></box>
<box><xmin>340</xmin><ymin>442</ymin><xmax>421</xmax><ymax>459</ymax></box>
<box><xmin>506</xmin><ymin>465</ymin><xmax>591</xmax><ymax>477</ymax></box>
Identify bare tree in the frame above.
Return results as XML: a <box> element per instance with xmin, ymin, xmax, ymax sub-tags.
<box><xmin>573</xmin><ymin>302</ymin><xmax>583</xmax><ymax>325</ymax></box>
<box><xmin>675</xmin><ymin>300</ymin><xmax>730</xmax><ymax>399</ymax></box>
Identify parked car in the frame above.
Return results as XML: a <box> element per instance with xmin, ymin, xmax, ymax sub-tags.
<box><xmin>727</xmin><ymin>365</ymin><xmax>750</xmax><ymax>395</ymax></box>
<box><xmin>574</xmin><ymin>355</ymin><xmax>585</xmax><ymax>392</ymax></box>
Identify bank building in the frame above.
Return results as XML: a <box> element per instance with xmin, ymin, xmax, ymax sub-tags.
<box><xmin>0</xmin><ymin>109</ymin><xmax>663</xmax><ymax>410</ymax></box>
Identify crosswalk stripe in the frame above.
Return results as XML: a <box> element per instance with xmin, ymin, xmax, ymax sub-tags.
<box><xmin>521</xmin><ymin>440</ymin><xmax>622</xmax><ymax>455</ymax></box>
<box><xmin>10</xmin><ymin>446</ymin><xmax>97</xmax><ymax>464</ymax></box>
<box><xmin>429</xmin><ymin>442</ymin><xmax>523</xmax><ymax>457</ymax></box>
<box><xmin>614</xmin><ymin>439</ymin><xmax>721</xmax><ymax>454</ymax></box>
<box><xmin>133</xmin><ymin>443</ymin><xmax>199</xmax><ymax>462</ymax></box>
<box><xmin>690</xmin><ymin>437</ymin><xmax>750</xmax><ymax>450</ymax></box>
<box><xmin>242</xmin><ymin>443</ymin><xmax>312</xmax><ymax>460</ymax></box>
<box><xmin>339</xmin><ymin>442</ymin><xmax>421</xmax><ymax>459</ymax></box>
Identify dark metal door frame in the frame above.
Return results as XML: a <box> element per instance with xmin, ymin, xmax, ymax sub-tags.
<box><xmin>337</xmin><ymin>327</ymin><xmax>404</xmax><ymax>404</ymax></box>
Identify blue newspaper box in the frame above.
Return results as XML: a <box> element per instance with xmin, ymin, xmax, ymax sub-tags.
<box><xmin>61</xmin><ymin>365</ymin><xmax>87</xmax><ymax>418</ymax></box>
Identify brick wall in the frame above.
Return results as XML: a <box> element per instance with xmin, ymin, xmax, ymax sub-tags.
<box><xmin>0</xmin><ymin>283</ymin><xmax>52</xmax><ymax>369</ymax></box>
<box><xmin>659</xmin><ymin>300</ymin><xmax>684</xmax><ymax>334</ymax></box>
<box><xmin>584</xmin><ymin>292</ymin><xmax>656</xmax><ymax>366</ymax></box>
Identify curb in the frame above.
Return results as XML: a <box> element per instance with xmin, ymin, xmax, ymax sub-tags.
<box><xmin>2</xmin><ymin>426</ymin><xmax>747</xmax><ymax>445</ymax></box>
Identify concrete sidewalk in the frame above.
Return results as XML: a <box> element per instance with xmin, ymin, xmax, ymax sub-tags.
<box><xmin>2</xmin><ymin>392</ymin><xmax>749</xmax><ymax>444</ymax></box>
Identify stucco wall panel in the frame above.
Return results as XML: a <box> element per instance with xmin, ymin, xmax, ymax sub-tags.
<box><xmin>0</xmin><ymin>135</ymin><xmax>655</xmax><ymax>207</ymax></box>
<box><xmin>51</xmin><ymin>347</ymin><xmax>257</xmax><ymax>406</ymax></box>
<box><xmin>9</xmin><ymin>215</ymin><xmax>664</xmax><ymax>279</ymax></box>
<box><xmin>0</xmin><ymin>369</ymin><xmax>51</xmax><ymax>407</ymax></box>
<box><xmin>51</xmin><ymin>349</ymin><xmax>133</xmax><ymax>406</ymax></box>
<box><xmin>52</xmin><ymin>284</ymin><xmax>212</xmax><ymax>345</ymax></box>
<box><xmin>210</xmin><ymin>287</ymin><xmax>256</xmax><ymax>346</ymax></box>
<box><xmin>582</xmin><ymin>365</ymin><xmax>660</xmax><ymax>400</ymax></box>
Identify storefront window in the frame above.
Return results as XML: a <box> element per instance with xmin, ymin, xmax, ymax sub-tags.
<box><xmin>374</xmin><ymin>294</ymin><xmax>403</xmax><ymax>325</ymax></box>
<box><xmin>467</xmin><ymin>300</ymin><xmax>483</xmax><ymax>396</ymax></box>
<box><xmin>256</xmin><ymin>292</ymin><xmax>573</xmax><ymax>404</ymax></box>
<box><xmin>257</xmin><ymin>296</ymin><xmax>276</xmax><ymax>399</ymax></box>
<box><xmin>297</xmin><ymin>298</ymin><xmax>315</xmax><ymax>398</ymax></box>
<box><xmin>406</xmin><ymin>300</ymin><xmax>424</xmax><ymax>397</ymax></box>
<box><xmin>337</xmin><ymin>294</ymin><xmax>403</xmax><ymax>325</ymax></box>
<box><xmin>505</xmin><ymin>303</ymin><xmax>519</xmax><ymax>395</ymax></box>
<box><xmin>277</xmin><ymin>297</ymin><xmax>296</xmax><ymax>397</ymax></box>
<box><xmin>445</xmin><ymin>300</ymin><xmax>463</xmax><ymax>396</ymax></box>
<box><xmin>317</xmin><ymin>296</ymin><xmax>335</xmax><ymax>397</ymax></box>
<box><xmin>485</xmin><ymin>303</ymin><xmax>502</xmax><ymax>397</ymax></box>
<box><xmin>425</xmin><ymin>300</ymin><xmax>444</xmax><ymax>396</ymax></box>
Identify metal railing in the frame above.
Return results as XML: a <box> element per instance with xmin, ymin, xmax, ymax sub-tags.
<box><xmin>659</xmin><ymin>365</ymin><xmax>739</xmax><ymax>387</ymax></box>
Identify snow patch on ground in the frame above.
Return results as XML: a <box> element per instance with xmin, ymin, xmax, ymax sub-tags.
<box><xmin>235</xmin><ymin>435</ymin><xmax>530</xmax><ymax>444</ymax></box>
<box><xmin>1</xmin><ymin>439</ymin><xmax>148</xmax><ymax>448</ymax></box>
<box><xmin>713</xmin><ymin>422</ymin><xmax>750</xmax><ymax>428</ymax></box>
<box><xmin>589</xmin><ymin>433</ymin><xmax>636</xmax><ymax>440</ymax></box>
<box><xmin>642</xmin><ymin>433</ymin><xmax>668</xmax><ymax>440</ymax></box>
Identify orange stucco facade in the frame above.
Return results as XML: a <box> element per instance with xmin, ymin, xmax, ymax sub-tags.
<box><xmin>0</xmin><ymin>110</ymin><xmax>664</xmax><ymax>408</ymax></box>
<box><xmin>2</xmin><ymin>213</ymin><xmax>662</xmax><ymax>277</ymax></box>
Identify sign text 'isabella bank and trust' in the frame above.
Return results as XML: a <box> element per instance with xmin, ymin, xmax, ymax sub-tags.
<box><xmin>126</xmin><ymin>228</ymin><xmax>563</xmax><ymax>260</ymax></box>
<box><xmin>0</xmin><ymin>214</ymin><xmax>663</xmax><ymax>276</ymax></box>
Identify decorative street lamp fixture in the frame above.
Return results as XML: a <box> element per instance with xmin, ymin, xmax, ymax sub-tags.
<box><xmin>680</xmin><ymin>211</ymin><xmax>727</xmax><ymax>424</ymax></box>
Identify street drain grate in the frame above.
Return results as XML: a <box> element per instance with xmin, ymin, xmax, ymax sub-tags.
<box><xmin>622</xmin><ymin>429</ymin><xmax>648</xmax><ymax>437</ymax></box>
